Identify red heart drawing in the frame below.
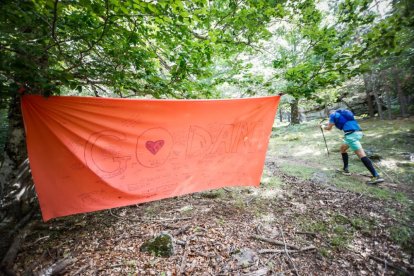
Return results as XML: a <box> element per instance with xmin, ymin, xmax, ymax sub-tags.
<box><xmin>145</xmin><ymin>140</ymin><xmax>165</xmax><ymax>155</ymax></box>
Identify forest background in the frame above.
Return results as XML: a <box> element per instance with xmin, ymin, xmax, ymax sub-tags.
<box><xmin>0</xmin><ymin>0</ymin><xmax>413</xmax><ymax>274</ymax></box>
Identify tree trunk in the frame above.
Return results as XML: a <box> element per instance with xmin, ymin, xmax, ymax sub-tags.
<box><xmin>0</xmin><ymin>96</ymin><xmax>27</xmax><ymax>199</ymax></box>
<box><xmin>386</xmin><ymin>88</ymin><xmax>392</xmax><ymax>120</ymax></box>
<box><xmin>393</xmin><ymin>66</ymin><xmax>408</xmax><ymax>117</ymax></box>
<box><xmin>290</xmin><ymin>99</ymin><xmax>300</xmax><ymax>125</ymax></box>
<box><xmin>372</xmin><ymin>89</ymin><xmax>384</xmax><ymax>120</ymax></box>
<box><xmin>0</xmin><ymin>95</ymin><xmax>37</xmax><ymax>261</ymax></box>
<box><xmin>279</xmin><ymin>107</ymin><xmax>283</xmax><ymax>122</ymax></box>
<box><xmin>363</xmin><ymin>74</ymin><xmax>375</xmax><ymax>118</ymax></box>
<box><xmin>370</xmin><ymin>74</ymin><xmax>384</xmax><ymax>120</ymax></box>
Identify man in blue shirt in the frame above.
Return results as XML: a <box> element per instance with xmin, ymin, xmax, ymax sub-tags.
<box><xmin>322</xmin><ymin>109</ymin><xmax>384</xmax><ymax>185</ymax></box>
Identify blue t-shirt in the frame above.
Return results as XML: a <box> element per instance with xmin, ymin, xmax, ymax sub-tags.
<box><xmin>329</xmin><ymin>110</ymin><xmax>361</xmax><ymax>132</ymax></box>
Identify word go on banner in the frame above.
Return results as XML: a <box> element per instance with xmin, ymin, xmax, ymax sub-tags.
<box><xmin>21</xmin><ymin>95</ymin><xmax>280</xmax><ymax>220</ymax></box>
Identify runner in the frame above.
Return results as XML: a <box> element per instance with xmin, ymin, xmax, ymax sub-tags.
<box><xmin>321</xmin><ymin>109</ymin><xmax>384</xmax><ymax>185</ymax></box>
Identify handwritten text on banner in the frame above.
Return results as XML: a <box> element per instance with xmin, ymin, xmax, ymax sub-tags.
<box><xmin>22</xmin><ymin>95</ymin><xmax>280</xmax><ymax>220</ymax></box>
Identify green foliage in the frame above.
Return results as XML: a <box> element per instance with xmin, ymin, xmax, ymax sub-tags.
<box><xmin>270</xmin><ymin>0</ymin><xmax>412</xmax><ymax>101</ymax></box>
<box><xmin>1</xmin><ymin>0</ymin><xmax>410</xmax><ymax>106</ymax></box>
<box><xmin>0</xmin><ymin>0</ymin><xmax>288</xmax><ymax>100</ymax></box>
<box><xmin>0</xmin><ymin>107</ymin><xmax>7</xmax><ymax>155</ymax></box>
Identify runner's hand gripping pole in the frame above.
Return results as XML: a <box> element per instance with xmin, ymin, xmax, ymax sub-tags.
<box><xmin>319</xmin><ymin>119</ymin><xmax>330</xmax><ymax>156</ymax></box>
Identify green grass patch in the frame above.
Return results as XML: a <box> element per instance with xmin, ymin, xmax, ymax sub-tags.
<box><xmin>261</xmin><ymin>175</ymin><xmax>284</xmax><ymax>189</ymax></box>
<box><xmin>299</xmin><ymin>213</ymin><xmax>377</xmax><ymax>251</ymax></box>
<box><xmin>349</xmin><ymin>217</ymin><xmax>376</xmax><ymax>234</ymax></box>
<box><xmin>267</xmin><ymin>176</ymin><xmax>284</xmax><ymax>188</ymax></box>
<box><xmin>332</xmin><ymin>174</ymin><xmax>410</xmax><ymax>203</ymax></box>
<box><xmin>283</xmin><ymin>133</ymin><xmax>303</xmax><ymax>141</ymax></box>
<box><xmin>200</xmin><ymin>189</ymin><xmax>226</xmax><ymax>199</ymax></box>
<box><xmin>359</xmin><ymin>119</ymin><xmax>414</xmax><ymax>155</ymax></box>
<box><xmin>389</xmin><ymin>226</ymin><xmax>413</xmax><ymax>249</ymax></box>
<box><xmin>217</xmin><ymin>217</ymin><xmax>226</xmax><ymax>226</ymax></box>
<box><xmin>318</xmin><ymin>247</ymin><xmax>332</xmax><ymax>258</ymax></box>
<box><xmin>279</xmin><ymin>163</ymin><xmax>317</xmax><ymax>180</ymax></box>
<box><xmin>330</xmin><ymin>235</ymin><xmax>349</xmax><ymax>249</ymax></box>
<box><xmin>143</xmin><ymin>202</ymin><xmax>162</xmax><ymax>216</ymax></box>
<box><xmin>307</xmin><ymin>221</ymin><xmax>329</xmax><ymax>233</ymax></box>
<box><xmin>386</xmin><ymin>206</ymin><xmax>414</xmax><ymax>251</ymax></box>
<box><xmin>179</xmin><ymin>204</ymin><xmax>194</xmax><ymax>215</ymax></box>
<box><xmin>272</xmin><ymin>118</ymin><xmax>414</xmax><ymax>255</ymax></box>
<box><xmin>233</xmin><ymin>196</ymin><xmax>246</xmax><ymax>210</ymax></box>
<box><xmin>272</xmin><ymin>119</ymin><xmax>414</xmax><ymax>181</ymax></box>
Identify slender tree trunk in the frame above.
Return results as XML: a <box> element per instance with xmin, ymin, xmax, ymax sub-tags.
<box><xmin>371</xmin><ymin>74</ymin><xmax>384</xmax><ymax>119</ymax></box>
<box><xmin>290</xmin><ymin>98</ymin><xmax>300</xmax><ymax>125</ymax></box>
<box><xmin>386</xmin><ymin>88</ymin><xmax>392</xmax><ymax>120</ymax></box>
<box><xmin>279</xmin><ymin>106</ymin><xmax>283</xmax><ymax>122</ymax></box>
<box><xmin>363</xmin><ymin>74</ymin><xmax>375</xmax><ymax>118</ymax></box>
<box><xmin>393</xmin><ymin>66</ymin><xmax>408</xmax><ymax>117</ymax></box>
<box><xmin>372</xmin><ymin>89</ymin><xmax>384</xmax><ymax>120</ymax></box>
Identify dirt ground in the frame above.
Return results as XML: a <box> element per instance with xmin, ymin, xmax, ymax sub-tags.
<box><xmin>7</xmin><ymin>118</ymin><xmax>414</xmax><ymax>275</ymax></box>
<box><xmin>9</xmin><ymin>155</ymin><xmax>413</xmax><ymax>275</ymax></box>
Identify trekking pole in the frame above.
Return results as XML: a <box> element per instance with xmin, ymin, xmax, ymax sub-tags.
<box><xmin>372</xmin><ymin>162</ymin><xmax>401</xmax><ymax>185</ymax></box>
<box><xmin>319</xmin><ymin>119</ymin><xmax>330</xmax><ymax>156</ymax></box>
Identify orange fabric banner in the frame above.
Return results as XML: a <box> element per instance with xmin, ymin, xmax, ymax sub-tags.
<box><xmin>21</xmin><ymin>95</ymin><xmax>280</xmax><ymax>221</ymax></box>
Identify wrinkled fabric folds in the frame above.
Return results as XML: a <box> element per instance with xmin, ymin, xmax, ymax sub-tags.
<box><xmin>21</xmin><ymin>95</ymin><xmax>280</xmax><ymax>221</ymax></box>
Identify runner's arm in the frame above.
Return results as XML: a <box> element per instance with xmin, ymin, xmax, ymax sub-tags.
<box><xmin>323</xmin><ymin>123</ymin><xmax>334</xmax><ymax>131</ymax></box>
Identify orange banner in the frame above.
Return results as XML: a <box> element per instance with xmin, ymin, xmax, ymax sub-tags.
<box><xmin>21</xmin><ymin>95</ymin><xmax>280</xmax><ymax>221</ymax></box>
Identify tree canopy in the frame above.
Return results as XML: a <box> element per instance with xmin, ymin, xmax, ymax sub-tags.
<box><xmin>0</xmin><ymin>0</ymin><xmax>289</xmax><ymax>101</ymax></box>
<box><xmin>1</xmin><ymin>0</ymin><xmax>412</xmax><ymax>104</ymax></box>
<box><xmin>270</xmin><ymin>0</ymin><xmax>413</xmax><ymax>100</ymax></box>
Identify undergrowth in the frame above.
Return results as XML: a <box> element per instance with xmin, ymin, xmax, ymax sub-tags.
<box><xmin>270</xmin><ymin>118</ymin><xmax>414</xmax><ymax>252</ymax></box>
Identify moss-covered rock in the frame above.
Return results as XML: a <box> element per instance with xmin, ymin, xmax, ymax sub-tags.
<box><xmin>140</xmin><ymin>233</ymin><xmax>174</xmax><ymax>257</ymax></box>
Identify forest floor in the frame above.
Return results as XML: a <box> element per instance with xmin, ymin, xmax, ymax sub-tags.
<box><xmin>10</xmin><ymin>117</ymin><xmax>414</xmax><ymax>275</ymax></box>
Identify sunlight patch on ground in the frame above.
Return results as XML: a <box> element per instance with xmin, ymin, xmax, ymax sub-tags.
<box><xmin>256</xmin><ymin>213</ymin><xmax>277</xmax><ymax>223</ymax></box>
<box><xmin>292</xmin><ymin>147</ymin><xmax>321</xmax><ymax>157</ymax></box>
<box><xmin>378</xmin><ymin>159</ymin><xmax>398</xmax><ymax>169</ymax></box>
<box><xmin>313</xmin><ymin>151</ymin><xmax>324</xmax><ymax>157</ymax></box>
<box><xmin>179</xmin><ymin>205</ymin><xmax>194</xmax><ymax>213</ymax></box>
<box><xmin>311</xmin><ymin>133</ymin><xmax>326</xmax><ymax>139</ymax></box>
<box><xmin>364</xmin><ymin>133</ymin><xmax>381</xmax><ymax>138</ymax></box>
<box><xmin>258</xmin><ymin>188</ymin><xmax>284</xmax><ymax>199</ymax></box>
